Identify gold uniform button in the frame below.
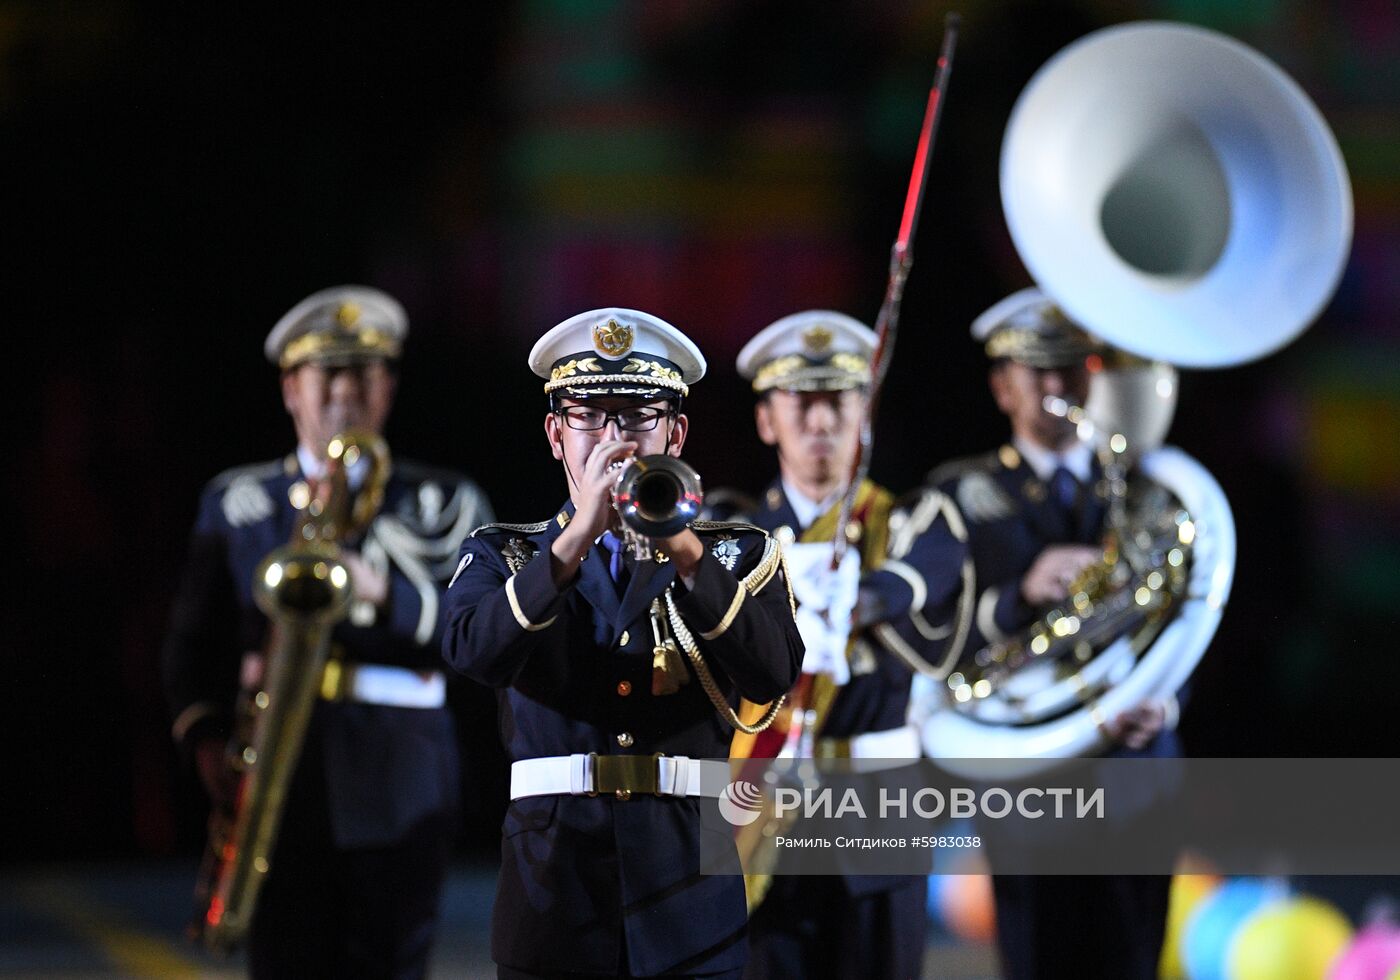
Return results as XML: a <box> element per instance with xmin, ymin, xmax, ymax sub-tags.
<box><xmin>615</xmin><ymin>789</ymin><xmax>632</xmax><ymax>801</ymax></box>
<box><xmin>617</xmin><ymin>732</ymin><xmax>634</xmax><ymax>747</ymax></box>
<box><xmin>619</xmin><ymin>630</ymin><xmax>630</xmax><ymax>646</ymax></box>
<box><xmin>616</xmin><ymin>680</ymin><xmax>632</xmax><ymax>697</ymax></box>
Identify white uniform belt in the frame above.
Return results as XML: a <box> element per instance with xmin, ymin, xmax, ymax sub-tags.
<box><xmin>320</xmin><ymin>661</ymin><xmax>447</xmax><ymax>709</ymax></box>
<box><xmin>510</xmin><ymin>754</ymin><xmax>729</xmax><ymax>800</ymax></box>
<box><xmin>815</xmin><ymin>724</ymin><xmax>921</xmax><ymax>761</ymax></box>
<box><xmin>241</xmin><ymin>653</ymin><xmax>446</xmax><ymax>709</ymax></box>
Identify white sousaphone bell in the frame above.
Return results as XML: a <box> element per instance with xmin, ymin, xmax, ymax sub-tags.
<box><xmin>921</xmin><ymin>21</ymin><xmax>1352</xmax><ymax>776</ymax></box>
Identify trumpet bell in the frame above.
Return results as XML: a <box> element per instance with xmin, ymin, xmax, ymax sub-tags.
<box><xmin>614</xmin><ymin>454</ymin><xmax>704</xmax><ymax>538</ymax></box>
<box><xmin>1002</xmin><ymin>21</ymin><xmax>1352</xmax><ymax>367</ymax></box>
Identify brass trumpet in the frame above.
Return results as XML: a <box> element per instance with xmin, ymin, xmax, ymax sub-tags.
<box><xmin>611</xmin><ymin>454</ymin><xmax>703</xmax><ymax>560</ymax></box>
<box><xmin>191</xmin><ymin>430</ymin><xmax>390</xmax><ymax>953</ymax></box>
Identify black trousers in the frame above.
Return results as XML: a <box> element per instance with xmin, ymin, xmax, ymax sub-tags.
<box><xmin>247</xmin><ymin>738</ymin><xmax>457</xmax><ymax>980</ymax></box>
<box><xmin>743</xmin><ymin>874</ymin><xmax>928</xmax><ymax>980</ymax></box>
<box><xmin>500</xmin><ymin>970</ymin><xmax>744</xmax><ymax>980</ymax></box>
<box><xmin>990</xmin><ymin>874</ymin><xmax>1172</xmax><ymax>980</ymax></box>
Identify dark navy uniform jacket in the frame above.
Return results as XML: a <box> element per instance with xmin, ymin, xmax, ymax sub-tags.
<box><xmin>890</xmin><ymin>445</ymin><xmax>1180</xmax><ymax>759</ymax></box>
<box><xmin>743</xmin><ymin>480</ymin><xmax>963</xmax><ymax>906</ymax></box>
<box><xmin>905</xmin><ymin>446</ymin><xmax>1188</xmax><ymax>980</ymax></box>
<box><xmin>163</xmin><ymin>453</ymin><xmax>493</xmax><ymax>847</ymax></box>
<box><xmin>442</xmin><ymin>502</ymin><xmax>803</xmax><ymax>977</ymax></box>
<box><xmin>747</xmin><ymin>479</ymin><xmax>962</xmax><ymax>742</ymax></box>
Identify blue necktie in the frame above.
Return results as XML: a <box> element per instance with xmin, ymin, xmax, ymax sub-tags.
<box><xmin>1050</xmin><ymin>465</ymin><xmax>1079</xmax><ymax>510</ymax></box>
<box><xmin>1050</xmin><ymin>465</ymin><xmax>1080</xmax><ymax>539</ymax></box>
<box><xmin>600</xmin><ymin>531</ymin><xmax>627</xmax><ymax>587</ymax></box>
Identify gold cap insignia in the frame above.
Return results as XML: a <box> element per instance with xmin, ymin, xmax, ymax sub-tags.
<box><xmin>802</xmin><ymin>325</ymin><xmax>833</xmax><ymax>354</ymax></box>
<box><xmin>593</xmin><ymin>318</ymin><xmax>634</xmax><ymax>358</ymax></box>
<box><xmin>337</xmin><ymin>302</ymin><xmax>362</xmax><ymax>328</ymax></box>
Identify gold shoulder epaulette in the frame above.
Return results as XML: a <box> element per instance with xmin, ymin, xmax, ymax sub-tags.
<box><xmin>692</xmin><ymin>519</ymin><xmax>769</xmax><ymax>537</ymax></box>
<box><xmin>210</xmin><ymin>458</ymin><xmax>284</xmax><ymax>491</ymax></box>
<box><xmin>469</xmin><ymin>520</ymin><xmax>551</xmax><ymax>538</ymax></box>
<box><xmin>927</xmin><ymin>450</ymin><xmax>1001</xmax><ymax>488</ymax></box>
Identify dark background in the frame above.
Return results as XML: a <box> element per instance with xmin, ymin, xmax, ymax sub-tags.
<box><xmin>4</xmin><ymin>0</ymin><xmax>1397</xmax><ymax>866</ymax></box>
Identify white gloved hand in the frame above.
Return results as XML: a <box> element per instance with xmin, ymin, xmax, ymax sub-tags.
<box><xmin>793</xmin><ymin>604</ymin><xmax>846</xmax><ymax>682</ymax></box>
<box><xmin>905</xmin><ymin>672</ymin><xmax>947</xmax><ymax>735</ymax></box>
<box><xmin>784</xmin><ymin>543</ymin><xmax>861</xmax><ymax>685</ymax></box>
<box><xmin>785</xmin><ymin>542</ymin><xmax>860</xmax><ymax>609</ymax></box>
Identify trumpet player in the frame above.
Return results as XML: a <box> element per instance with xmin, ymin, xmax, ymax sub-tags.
<box><xmin>442</xmin><ymin>307</ymin><xmax>803</xmax><ymax>979</ymax></box>
<box><xmin>162</xmin><ymin>286</ymin><xmax>493</xmax><ymax>978</ymax></box>
<box><xmin>905</xmin><ymin>288</ymin><xmax>1179</xmax><ymax>980</ymax></box>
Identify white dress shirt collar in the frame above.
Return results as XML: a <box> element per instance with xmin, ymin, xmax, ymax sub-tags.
<box><xmin>1013</xmin><ymin>435</ymin><xmax>1094</xmax><ymax>484</ymax></box>
<box><xmin>296</xmin><ymin>444</ymin><xmax>368</xmax><ymax>490</ymax></box>
<box><xmin>781</xmin><ymin>477</ymin><xmax>840</xmax><ymax>531</ymax></box>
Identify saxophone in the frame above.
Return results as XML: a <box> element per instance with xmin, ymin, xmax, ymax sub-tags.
<box><xmin>190</xmin><ymin>430</ymin><xmax>390</xmax><ymax>953</ymax></box>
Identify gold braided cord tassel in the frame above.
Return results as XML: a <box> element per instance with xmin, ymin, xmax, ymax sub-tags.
<box><xmin>663</xmin><ymin>589</ymin><xmax>784</xmax><ymax>734</ymax></box>
<box><xmin>739</xmin><ymin>537</ymin><xmax>794</xmax><ymax>615</ymax></box>
<box><xmin>660</xmin><ymin>536</ymin><xmax>792</xmax><ymax>734</ymax></box>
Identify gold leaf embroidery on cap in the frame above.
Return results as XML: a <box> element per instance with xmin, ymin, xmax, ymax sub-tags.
<box><xmin>622</xmin><ymin>358</ymin><xmax>683</xmax><ymax>383</ymax></box>
<box><xmin>549</xmin><ymin>357</ymin><xmax>603</xmax><ymax>382</ymax></box>
<box><xmin>829</xmin><ymin>352</ymin><xmax>868</xmax><ymax>374</ymax></box>
<box><xmin>753</xmin><ymin>355</ymin><xmax>806</xmax><ymax>390</ymax></box>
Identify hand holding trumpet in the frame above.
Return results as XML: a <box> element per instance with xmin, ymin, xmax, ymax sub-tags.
<box><xmin>550</xmin><ymin>439</ymin><xmax>637</xmax><ymax>584</ymax></box>
<box><xmin>549</xmin><ymin>441</ymin><xmax>704</xmax><ymax>587</ymax></box>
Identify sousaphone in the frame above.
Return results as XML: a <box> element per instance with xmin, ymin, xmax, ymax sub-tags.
<box><xmin>921</xmin><ymin>21</ymin><xmax>1352</xmax><ymax>777</ymax></box>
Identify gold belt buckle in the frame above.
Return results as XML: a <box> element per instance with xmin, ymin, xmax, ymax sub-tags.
<box><xmin>592</xmin><ymin>753</ymin><xmax>665</xmax><ymax>800</ymax></box>
<box><xmin>317</xmin><ymin>644</ymin><xmax>351</xmax><ymax>701</ymax></box>
<box><xmin>319</xmin><ymin>657</ymin><xmax>355</xmax><ymax>702</ymax></box>
<box><xmin>814</xmin><ymin>736</ymin><xmax>851</xmax><ymax>760</ymax></box>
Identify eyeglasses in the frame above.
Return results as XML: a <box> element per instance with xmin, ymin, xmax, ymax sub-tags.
<box><xmin>558</xmin><ymin>405</ymin><xmax>674</xmax><ymax>432</ymax></box>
